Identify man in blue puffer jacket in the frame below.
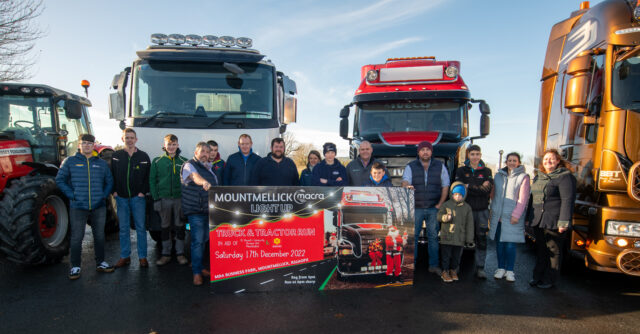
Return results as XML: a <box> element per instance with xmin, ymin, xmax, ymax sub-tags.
<box><xmin>56</xmin><ymin>134</ymin><xmax>114</xmax><ymax>280</ymax></box>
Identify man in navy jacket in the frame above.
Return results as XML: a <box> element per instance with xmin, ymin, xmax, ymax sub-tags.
<box><xmin>56</xmin><ymin>134</ymin><xmax>114</xmax><ymax>280</ymax></box>
<box><xmin>250</xmin><ymin>138</ymin><xmax>299</xmax><ymax>186</ymax></box>
<box><xmin>222</xmin><ymin>134</ymin><xmax>260</xmax><ymax>185</ymax></box>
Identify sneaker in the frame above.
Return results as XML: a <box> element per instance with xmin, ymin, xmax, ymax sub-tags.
<box><xmin>96</xmin><ymin>261</ymin><xmax>114</xmax><ymax>273</ymax></box>
<box><xmin>176</xmin><ymin>255</ymin><xmax>188</xmax><ymax>265</ymax></box>
<box><xmin>505</xmin><ymin>271</ymin><xmax>515</xmax><ymax>282</ymax></box>
<box><xmin>494</xmin><ymin>268</ymin><xmax>506</xmax><ymax>279</ymax></box>
<box><xmin>428</xmin><ymin>266</ymin><xmax>442</xmax><ymax>276</ymax></box>
<box><xmin>69</xmin><ymin>267</ymin><xmax>81</xmax><ymax>280</ymax></box>
<box><xmin>449</xmin><ymin>270</ymin><xmax>459</xmax><ymax>281</ymax></box>
<box><xmin>156</xmin><ymin>256</ymin><xmax>171</xmax><ymax>266</ymax></box>
<box><xmin>441</xmin><ymin>270</ymin><xmax>453</xmax><ymax>283</ymax></box>
<box><xmin>476</xmin><ymin>268</ymin><xmax>487</xmax><ymax>279</ymax></box>
<box><xmin>114</xmin><ymin>257</ymin><xmax>131</xmax><ymax>268</ymax></box>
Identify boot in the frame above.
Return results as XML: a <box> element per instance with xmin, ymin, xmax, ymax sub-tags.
<box><xmin>449</xmin><ymin>269</ymin><xmax>459</xmax><ymax>281</ymax></box>
<box><xmin>441</xmin><ymin>270</ymin><xmax>453</xmax><ymax>283</ymax></box>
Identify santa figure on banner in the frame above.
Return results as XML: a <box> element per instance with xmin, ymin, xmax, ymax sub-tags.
<box><xmin>368</xmin><ymin>238</ymin><xmax>383</xmax><ymax>269</ymax></box>
<box><xmin>385</xmin><ymin>225</ymin><xmax>404</xmax><ymax>282</ymax></box>
<box><xmin>329</xmin><ymin>232</ymin><xmax>337</xmax><ymax>254</ymax></box>
<box><xmin>402</xmin><ymin>229</ymin><xmax>408</xmax><ymax>246</ymax></box>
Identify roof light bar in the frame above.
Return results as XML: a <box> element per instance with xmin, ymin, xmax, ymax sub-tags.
<box><xmin>149</xmin><ymin>34</ymin><xmax>254</xmax><ymax>48</ymax></box>
<box><xmin>387</xmin><ymin>56</ymin><xmax>435</xmax><ymax>62</ymax></box>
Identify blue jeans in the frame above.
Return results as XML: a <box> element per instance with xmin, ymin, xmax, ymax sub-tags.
<box><xmin>414</xmin><ymin>207</ymin><xmax>439</xmax><ymax>268</ymax></box>
<box><xmin>70</xmin><ymin>206</ymin><xmax>106</xmax><ymax>268</ymax></box>
<box><xmin>495</xmin><ymin>221</ymin><xmax>517</xmax><ymax>271</ymax></box>
<box><xmin>189</xmin><ymin>214</ymin><xmax>209</xmax><ymax>275</ymax></box>
<box><xmin>115</xmin><ymin>196</ymin><xmax>147</xmax><ymax>259</ymax></box>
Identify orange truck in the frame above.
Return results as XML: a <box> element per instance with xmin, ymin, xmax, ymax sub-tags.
<box><xmin>536</xmin><ymin>0</ymin><xmax>640</xmax><ymax>275</ymax></box>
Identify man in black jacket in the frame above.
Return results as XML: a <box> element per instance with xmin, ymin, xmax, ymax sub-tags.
<box><xmin>250</xmin><ymin>138</ymin><xmax>299</xmax><ymax>186</ymax></box>
<box><xmin>111</xmin><ymin>128</ymin><xmax>151</xmax><ymax>268</ymax></box>
<box><xmin>454</xmin><ymin>145</ymin><xmax>493</xmax><ymax>278</ymax></box>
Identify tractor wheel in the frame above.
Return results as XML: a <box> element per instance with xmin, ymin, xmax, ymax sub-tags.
<box><xmin>0</xmin><ymin>176</ymin><xmax>70</xmax><ymax>265</ymax></box>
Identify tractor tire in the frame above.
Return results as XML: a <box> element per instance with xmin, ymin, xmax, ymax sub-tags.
<box><xmin>0</xmin><ymin>176</ymin><xmax>70</xmax><ymax>265</ymax></box>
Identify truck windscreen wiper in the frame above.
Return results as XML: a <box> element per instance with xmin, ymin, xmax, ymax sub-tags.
<box><xmin>207</xmin><ymin>111</ymin><xmax>270</xmax><ymax>127</ymax></box>
<box><xmin>139</xmin><ymin>111</ymin><xmax>185</xmax><ymax>126</ymax></box>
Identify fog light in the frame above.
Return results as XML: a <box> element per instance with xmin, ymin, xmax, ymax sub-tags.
<box><xmin>218</xmin><ymin>36</ymin><xmax>235</xmax><ymax>47</ymax></box>
<box><xmin>366</xmin><ymin>70</ymin><xmax>378</xmax><ymax>82</ymax></box>
<box><xmin>168</xmin><ymin>34</ymin><xmax>185</xmax><ymax>45</ymax></box>
<box><xmin>235</xmin><ymin>37</ymin><xmax>252</xmax><ymax>48</ymax></box>
<box><xmin>185</xmin><ymin>34</ymin><xmax>202</xmax><ymax>46</ymax></box>
<box><xmin>203</xmin><ymin>35</ymin><xmax>218</xmax><ymax>46</ymax></box>
<box><xmin>151</xmin><ymin>33</ymin><xmax>168</xmax><ymax>45</ymax></box>
<box><xmin>617</xmin><ymin>238</ymin><xmax>629</xmax><ymax>247</ymax></box>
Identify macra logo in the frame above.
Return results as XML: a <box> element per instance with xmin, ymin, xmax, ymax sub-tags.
<box><xmin>293</xmin><ymin>189</ymin><xmax>325</xmax><ymax>205</ymax></box>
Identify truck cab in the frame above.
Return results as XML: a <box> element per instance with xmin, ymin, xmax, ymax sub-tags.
<box><xmin>339</xmin><ymin>57</ymin><xmax>490</xmax><ymax>185</ymax></box>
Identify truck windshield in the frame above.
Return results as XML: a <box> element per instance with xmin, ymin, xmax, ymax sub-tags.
<box><xmin>612</xmin><ymin>54</ymin><xmax>640</xmax><ymax>111</ymax></box>
<box><xmin>132</xmin><ymin>61</ymin><xmax>274</xmax><ymax>119</ymax></box>
<box><xmin>342</xmin><ymin>212</ymin><xmax>387</xmax><ymax>225</ymax></box>
<box><xmin>357</xmin><ymin>101</ymin><xmax>463</xmax><ymax>137</ymax></box>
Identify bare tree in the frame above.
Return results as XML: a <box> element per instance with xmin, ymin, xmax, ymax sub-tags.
<box><xmin>291</xmin><ymin>142</ymin><xmax>317</xmax><ymax>169</ymax></box>
<box><xmin>282</xmin><ymin>131</ymin><xmax>300</xmax><ymax>157</ymax></box>
<box><xmin>0</xmin><ymin>0</ymin><xmax>44</xmax><ymax>81</ymax></box>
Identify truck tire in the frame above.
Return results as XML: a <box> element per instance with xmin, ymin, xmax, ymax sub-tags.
<box><xmin>0</xmin><ymin>176</ymin><xmax>69</xmax><ymax>265</ymax></box>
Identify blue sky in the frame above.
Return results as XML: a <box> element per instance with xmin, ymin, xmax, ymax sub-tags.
<box><xmin>27</xmin><ymin>0</ymin><xmax>604</xmax><ymax>165</ymax></box>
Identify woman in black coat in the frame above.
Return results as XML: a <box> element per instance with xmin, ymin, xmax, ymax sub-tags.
<box><xmin>527</xmin><ymin>149</ymin><xmax>576</xmax><ymax>289</ymax></box>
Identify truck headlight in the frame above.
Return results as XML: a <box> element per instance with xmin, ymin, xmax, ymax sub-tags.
<box><xmin>366</xmin><ymin>70</ymin><xmax>378</xmax><ymax>82</ymax></box>
<box><xmin>445</xmin><ymin>66</ymin><xmax>458</xmax><ymax>78</ymax></box>
<box><xmin>340</xmin><ymin>248</ymin><xmax>353</xmax><ymax>256</ymax></box>
<box><xmin>606</xmin><ymin>220</ymin><xmax>640</xmax><ymax>237</ymax></box>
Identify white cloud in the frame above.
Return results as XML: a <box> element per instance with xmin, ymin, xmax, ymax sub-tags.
<box><xmin>327</xmin><ymin>37</ymin><xmax>425</xmax><ymax>66</ymax></box>
<box><xmin>256</xmin><ymin>0</ymin><xmax>444</xmax><ymax>47</ymax></box>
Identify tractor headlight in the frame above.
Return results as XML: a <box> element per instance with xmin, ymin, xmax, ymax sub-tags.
<box><xmin>606</xmin><ymin>220</ymin><xmax>640</xmax><ymax>237</ymax></box>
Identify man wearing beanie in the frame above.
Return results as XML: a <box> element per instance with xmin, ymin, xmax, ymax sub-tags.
<box><xmin>312</xmin><ymin>142</ymin><xmax>348</xmax><ymax>186</ymax></box>
<box><xmin>454</xmin><ymin>144</ymin><xmax>493</xmax><ymax>279</ymax></box>
<box><xmin>401</xmin><ymin>140</ymin><xmax>450</xmax><ymax>275</ymax></box>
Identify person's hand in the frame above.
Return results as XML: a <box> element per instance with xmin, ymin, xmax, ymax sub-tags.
<box><xmin>203</xmin><ymin>182</ymin><xmax>211</xmax><ymax>191</ymax></box>
<box><xmin>559</xmin><ymin>227</ymin><xmax>567</xmax><ymax>233</ymax></box>
<box><xmin>435</xmin><ymin>203</ymin><xmax>442</xmax><ymax>209</ymax></box>
<box><xmin>113</xmin><ymin>192</ymin><xmax>118</xmax><ymax>197</ymax></box>
<box><xmin>138</xmin><ymin>193</ymin><xmax>145</xmax><ymax>197</ymax></box>
<box><xmin>320</xmin><ymin>178</ymin><xmax>328</xmax><ymax>184</ymax></box>
<box><xmin>403</xmin><ymin>184</ymin><xmax>414</xmax><ymax>189</ymax></box>
<box><xmin>482</xmin><ymin>180</ymin><xmax>490</xmax><ymax>187</ymax></box>
<box><xmin>510</xmin><ymin>216</ymin><xmax>519</xmax><ymax>224</ymax></box>
<box><xmin>336</xmin><ymin>177</ymin><xmax>343</xmax><ymax>182</ymax></box>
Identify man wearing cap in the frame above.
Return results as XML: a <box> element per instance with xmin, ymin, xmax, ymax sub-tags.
<box><xmin>401</xmin><ymin>140</ymin><xmax>450</xmax><ymax>275</ymax></box>
<box><xmin>346</xmin><ymin>141</ymin><xmax>380</xmax><ymax>187</ymax></box>
<box><xmin>312</xmin><ymin>142</ymin><xmax>348</xmax><ymax>186</ymax></box>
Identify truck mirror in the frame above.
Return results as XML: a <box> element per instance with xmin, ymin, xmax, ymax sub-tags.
<box><xmin>479</xmin><ymin>101</ymin><xmax>490</xmax><ymax>114</ymax></box>
<box><xmin>109</xmin><ymin>92</ymin><xmax>125</xmax><ymax>121</ymax></box>
<box><xmin>282</xmin><ymin>74</ymin><xmax>297</xmax><ymax>95</ymax></box>
<box><xmin>565</xmin><ymin>75</ymin><xmax>589</xmax><ymax>113</ymax></box>
<box><xmin>340</xmin><ymin>106</ymin><xmax>350</xmax><ymax>118</ymax></box>
<box><xmin>567</xmin><ymin>55</ymin><xmax>591</xmax><ymax>76</ymax></box>
<box><xmin>283</xmin><ymin>96</ymin><xmax>297</xmax><ymax>124</ymax></box>
<box><xmin>480</xmin><ymin>114</ymin><xmax>490</xmax><ymax>137</ymax></box>
<box><xmin>340</xmin><ymin>117</ymin><xmax>349</xmax><ymax>139</ymax></box>
<box><xmin>65</xmin><ymin>100</ymin><xmax>83</xmax><ymax>119</ymax></box>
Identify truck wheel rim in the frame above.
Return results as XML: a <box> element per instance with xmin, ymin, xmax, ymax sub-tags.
<box><xmin>38</xmin><ymin>195</ymin><xmax>68</xmax><ymax>247</ymax></box>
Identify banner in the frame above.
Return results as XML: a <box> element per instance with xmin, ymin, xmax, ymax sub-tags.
<box><xmin>209</xmin><ymin>187</ymin><xmax>414</xmax><ymax>293</ymax></box>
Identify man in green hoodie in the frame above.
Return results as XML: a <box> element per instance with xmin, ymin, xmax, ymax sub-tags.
<box><xmin>149</xmin><ymin>134</ymin><xmax>188</xmax><ymax>266</ymax></box>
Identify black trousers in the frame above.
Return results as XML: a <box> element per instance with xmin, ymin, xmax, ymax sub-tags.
<box><xmin>533</xmin><ymin>227</ymin><xmax>566</xmax><ymax>285</ymax></box>
<box><xmin>440</xmin><ymin>244</ymin><xmax>463</xmax><ymax>271</ymax></box>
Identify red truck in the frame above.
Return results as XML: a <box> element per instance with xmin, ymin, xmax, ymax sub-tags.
<box><xmin>339</xmin><ymin>57</ymin><xmax>490</xmax><ymax>184</ymax></box>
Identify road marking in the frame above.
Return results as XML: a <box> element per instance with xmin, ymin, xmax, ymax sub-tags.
<box><xmin>260</xmin><ymin>279</ymin><xmax>274</xmax><ymax>285</ymax></box>
<box><xmin>299</xmin><ymin>268</ymin><xmax>307</xmax><ymax>272</ymax></box>
<box><xmin>234</xmin><ymin>289</ymin><xmax>245</xmax><ymax>294</ymax></box>
<box><xmin>283</xmin><ymin>272</ymin><xmax>293</xmax><ymax>277</ymax></box>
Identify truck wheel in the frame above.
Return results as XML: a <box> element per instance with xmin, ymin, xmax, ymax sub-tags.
<box><xmin>0</xmin><ymin>176</ymin><xmax>70</xmax><ymax>265</ymax></box>
<box><xmin>104</xmin><ymin>195</ymin><xmax>119</xmax><ymax>233</ymax></box>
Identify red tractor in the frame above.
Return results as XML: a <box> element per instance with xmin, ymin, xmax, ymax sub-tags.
<box><xmin>0</xmin><ymin>82</ymin><xmax>116</xmax><ymax>265</ymax></box>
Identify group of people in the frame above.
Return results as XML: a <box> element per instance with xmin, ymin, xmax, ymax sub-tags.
<box><xmin>55</xmin><ymin>129</ymin><xmax>576</xmax><ymax>289</ymax></box>
<box><xmin>404</xmin><ymin>142</ymin><xmax>576</xmax><ymax>288</ymax></box>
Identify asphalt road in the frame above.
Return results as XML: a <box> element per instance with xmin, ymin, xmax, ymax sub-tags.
<box><xmin>1</xmin><ymin>229</ymin><xmax>640</xmax><ymax>333</ymax></box>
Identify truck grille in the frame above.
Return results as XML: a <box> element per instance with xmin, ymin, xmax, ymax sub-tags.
<box><xmin>617</xmin><ymin>249</ymin><xmax>640</xmax><ymax>276</ymax></box>
<box><xmin>629</xmin><ymin>162</ymin><xmax>640</xmax><ymax>202</ymax></box>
